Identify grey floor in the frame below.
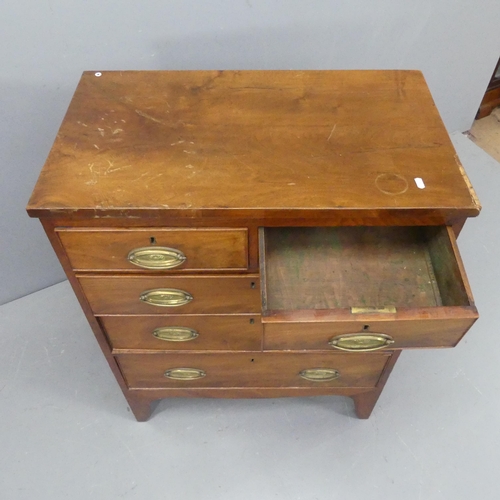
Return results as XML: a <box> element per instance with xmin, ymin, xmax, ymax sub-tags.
<box><xmin>1</xmin><ymin>132</ymin><xmax>499</xmax><ymax>499</ymax></box>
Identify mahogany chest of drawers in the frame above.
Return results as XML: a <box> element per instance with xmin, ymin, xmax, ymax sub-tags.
<box><xmin>27</xmin><ymin>70</ymin><xmax>480</xmax><ymax>420</ymax></box>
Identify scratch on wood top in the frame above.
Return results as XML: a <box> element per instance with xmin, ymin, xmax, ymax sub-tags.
<box><xmin>135</xmin><ymin>109</ymin><xmax>167</xmax><ymax>125</ymax></box>
<box><xmin>327</xmin><ymin>124</ymin><xmax>337</xmax><ymax>141</ymax></box>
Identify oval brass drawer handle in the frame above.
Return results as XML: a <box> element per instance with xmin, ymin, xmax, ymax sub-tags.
<box><xmin>128</xmin><ymin>246</ymin><xmax>186</xmax><ymax>269</ymax></box>
<box><xmin>140</xmin><ymin>288</ymin><xmax>193</xmax><ymax>307</ymax></box>
<box><xmin>299</xmin><ymin>368</ymin><xmax>340</xmax><ymax>382</ymax></box>
<box><xmin>328</xmin><ymin>333</ymin><xmax>395</xmax><ymax>352</ymax></box>
<box><xmin>164</xmin><ymin>368</ymin><xmax>206</xmax><ymax>380</ymax></box>
<box><xmin>153</xmin><ymin>326</ymin><xmax>199</xmax><ymax>342</ymax></box>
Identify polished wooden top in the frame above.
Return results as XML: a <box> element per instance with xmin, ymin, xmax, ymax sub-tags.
<box><xmin>27</xmin><ymin>70</ymin><xmax>480</xmax><ymax>220</ymax></box>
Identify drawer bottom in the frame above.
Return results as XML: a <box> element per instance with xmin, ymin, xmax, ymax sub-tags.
<box><xmin>116</xmin><ymin>352</ymin><xmax>390</xmax><ymax>389</ymax></box>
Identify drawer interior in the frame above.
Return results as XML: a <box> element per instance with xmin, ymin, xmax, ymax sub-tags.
<box><xmin>261</xmin><ymin>226</ymin><xmax>473</xmax><ymax>313</ymax></box>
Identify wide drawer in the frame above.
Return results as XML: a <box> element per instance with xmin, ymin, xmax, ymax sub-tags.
<box><xmin>79</xmin><ymin>275</ymin><xmax>260</xmax><ymax>314</ymax></box>
<box><xmin>260</xmin><ymin>226</ymin><xmax>478</xmax><ymax>351</ymax></box>
<box><xmin>116</xmin><ymin>352</ymin><xmax>391</xmax><ymax>389</ymax></box>
<box><xmin>101</xmin><ymin>315</ymin><xmax>262</xmax><ymax>351</ymax></box>
<box><xmin>57</xmin><ymin>228</ymin><xmax>248</xmax><ymax>271</ymax></box>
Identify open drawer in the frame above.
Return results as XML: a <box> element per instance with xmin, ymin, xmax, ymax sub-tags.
<box><xmin>260</xmin><ymin>226</ymin><xmax>478</xmax><ymax>351</ymax></box>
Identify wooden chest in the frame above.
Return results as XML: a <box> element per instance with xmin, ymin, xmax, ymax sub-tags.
<box><xmin>27</xmin><ymin>70</ymin><xmax>480</xmax><ymax>420</ymax></box>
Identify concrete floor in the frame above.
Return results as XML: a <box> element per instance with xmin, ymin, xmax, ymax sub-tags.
<box><xmin>1</xmin><ymin>132</ymin><xmax>499</xmax><ymax>499</ymax></box>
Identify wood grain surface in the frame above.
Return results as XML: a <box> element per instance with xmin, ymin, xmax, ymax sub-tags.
<box><xmin>27</xmin><ymin>70</ymin><xmax>479</xmax><ymax>221</ymax></box>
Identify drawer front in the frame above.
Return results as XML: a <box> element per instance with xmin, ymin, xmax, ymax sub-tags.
<box><xmin>116</xmin><ymin>352</ymin><xmax>390</xmax><ymax>389</ymax></box>
<box><xmin>79</xmin><ymin>275</ymin><xmax>260</xmax><ymax>314</ymax></box>
<box><xmin>264</xmin><ymin>313</ymin><xmax>477</xmax><ymax>351</ymax></box>
<box><xmin>57</xmin><ymin>228</ymin><xmax>248</xmax><ymax>271</ymax></box>
<box><xmin>102</xmin><ymin>315</ymin><xmax>262</xmax><ymax>351</ymax></box>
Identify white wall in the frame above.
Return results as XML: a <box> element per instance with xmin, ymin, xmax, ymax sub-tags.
<box><xmin>1</xmin><ymin>0</ymin><xmax>500</xmax><ymax>304</ymax></box>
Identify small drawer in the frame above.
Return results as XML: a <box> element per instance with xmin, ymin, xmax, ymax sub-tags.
<box><xmin>101</xmin><ymin>315</ymin><xmax>262</xmax><ymax>351</ymax></box>
<box><xmin>260</xmin><ymin>226</ymin><xmax>478</xmax><ymax>350</ymax></box>
<box><xmin>116</xmin><ymin>352</ymin><xmax>390</xmax><ymax>389</ymax></box>
<box><xmin>79</xmin><ymin>275</ymin><xmax>260</xmax><ymax>314</ymax></box>
<box><xmin>57</xmin><ymin>228</ymin><xmax>248</xmax><ymax>271</ymax></box>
